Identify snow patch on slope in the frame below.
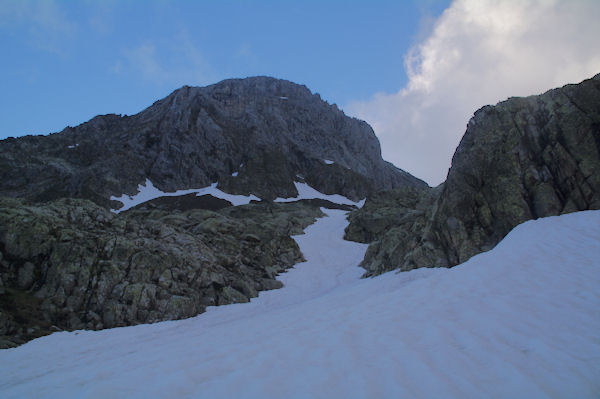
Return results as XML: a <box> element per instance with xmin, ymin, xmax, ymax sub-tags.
<box><xmin>274</xmin><ymin>181</ymin><xmax>364</xmax><ymax>207</ymax></box>
<box><xmin>109</xmin><ymin>179</ymin><xmax>260</xmax><ymax>213</ymax></box>
<box><xmin>1</xmin><ymin>211</ymin><xmax>599</xmax><ymax>398</ymax></box>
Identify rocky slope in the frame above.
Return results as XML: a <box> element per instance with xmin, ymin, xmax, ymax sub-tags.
<box><xmin>347</xmin><ymin>73</ymin><xmax>600</xmax><ymax>275</ymax></box>
<box><xmin>0</xmin><ymin>76</ymin><xmax>425</xmax><ymax>209</ymax></box>
<box><xmin>0</xmin><ymin>197</ymin><xmax>332</xmax><ymax>348</ymax></box>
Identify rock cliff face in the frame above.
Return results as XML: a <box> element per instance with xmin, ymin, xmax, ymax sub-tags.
<box><xmin>0</xmin><ymin>76</ymin><xmax>424</xmax><ymax>209</ymax></box>
<box><xmin>347</xmin><ymin>73</ymin><xmax>600</xmax><ymax>275</ymax></box>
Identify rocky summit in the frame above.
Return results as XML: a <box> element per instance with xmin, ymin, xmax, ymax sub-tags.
<box><xmin>347</xmin><ymin>73</ymin><xmax>600</xmax><ymax>276</ymax></box>
<box><xmin>0</xmin><ymin>76</ymin><xmax>425</xmax><ymax>210</ymax></box>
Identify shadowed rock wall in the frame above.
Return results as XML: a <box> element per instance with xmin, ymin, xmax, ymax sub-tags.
<box><xmin>347</xmin><ymin>73</ymin><xmax>600</xmax><ymax>275</ymax></box>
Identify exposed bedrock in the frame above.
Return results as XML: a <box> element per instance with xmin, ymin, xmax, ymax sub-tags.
<box><xmin>0</xmin><ymin>197</ymin><xmax>327</xmax><ymax>348</ymax></box>
<box><xmin>347</xmin><ymin>73</ymin><xmax>600</xmax><ymax>276</ymax></box>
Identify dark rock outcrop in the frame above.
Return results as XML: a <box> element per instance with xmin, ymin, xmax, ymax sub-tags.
<box><xmin>345</xmin><ymin>187</ymin><xmax>441</xmax><ymax>276</ymax></box>
<box><xmin>0</xmin><ymin>197</ymin><xmax>324</xmax><ymax>348</ymax></box>
<box><xmin>348</xmin><ymin>73</ymin><xmax>600</xmax><ymax>275</ymax></box>
<box><xmin>0</xmin><ymin>77</ymin><xmax>425</xmax><ymax>210</ymax></box>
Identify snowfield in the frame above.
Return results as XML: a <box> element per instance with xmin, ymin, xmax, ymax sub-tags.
<box><xmin>110</xmin><ymin>179</ymin><xmax>364</xmax><ymax>213</ymax></box>
<box><xmin>274</xmin><ymin>182</ymin><xmax>365</xmax><ymax>207</ymax></box>
<box><xmin>0</xmin><ymin>209</ymin><xmax>599</xmax><ymax>398</ymax></box>
<box><xmin>110</xmin><ymin>179</ymin><xmax>260</xmax><ymax>213</ymax></box>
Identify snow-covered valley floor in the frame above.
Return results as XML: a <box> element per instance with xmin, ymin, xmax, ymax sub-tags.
<box><xmin>1</xmin><ymin>209</ymin><xmax>599</xmax><ymax>398</ymax></box>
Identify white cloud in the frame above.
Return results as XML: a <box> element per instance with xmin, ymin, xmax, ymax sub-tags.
<box><xmin>0</xmin><ymin>0</ymin><xmax>76</xmax><ymax>53</ymax></box>
<box><xmin>85</xmin><ymin>0</ymin><xmax>117</xmax><ymax>35</ymax></box>
<box><xmin>346</xmin><ymin>0</ymin><xmax>600</xmax><ymax>186</ymax></box>
<box><xmin>113</xmin><ymin>35</ymin><xmax>217</xmax><ymax>89</ymax></box>
<box><xmin>122</xmin><ymin>43</ymin><xmax>165</xmax><ymax>80</ymax></box>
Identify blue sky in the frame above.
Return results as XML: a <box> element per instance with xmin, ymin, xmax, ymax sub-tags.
<box><xmin>0</xmin><ymin>0</ymin><xmax>449</xmax><ymax>139</ymax></box>
<box><xmin>1</xmin><ymin>0</ymin><xmax>599</xmax><ymax>184</ymax></box>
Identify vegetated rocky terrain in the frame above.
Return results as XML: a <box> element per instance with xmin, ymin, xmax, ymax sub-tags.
<box><xmin>0</xmin><ymin>77</ymin><xmax>423</xmax><ymax>348</ymax></box>
<box><xmin>346</xmin><ymin>73</ymin><xmax>600</xmax><ymax>276</ymax></box>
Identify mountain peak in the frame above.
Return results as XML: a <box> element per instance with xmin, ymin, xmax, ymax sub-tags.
<box><xmin>0</xmin><ymin>77</ymin><xmax>425</xmax><ymax>208</ymax></box>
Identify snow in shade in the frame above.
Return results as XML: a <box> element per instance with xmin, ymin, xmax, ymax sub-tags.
<box><xmin>110</xmin><ymin>179</ymin><xmax>259</xmax><ymax>213</ymax></box>
<box><xmin>274</xmin><ymin>181</ymin><xmax>364</xmax><ymax>207</ymax></box>
<box><xmin>324</xmin><ymin>159</ymin><xmax>335</xmax><ymax>165</ymax></box>
<box><xmin>1</xmin><ymin>210</ymin><xmax>599</xmax><ymax>398</ymax></box>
